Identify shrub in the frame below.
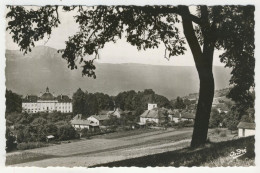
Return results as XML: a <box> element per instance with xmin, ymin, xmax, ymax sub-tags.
<box><xmin>220</xmin><ymin>131</ymin><xmax>227</xmax><ymax>137</ymax></box>
<box><xmin>17</xmin><ymin>142</ymin><xmax>48</xmax><ymax>150</ymax></box>
<box><xmin>213</xmin><ymin>128</ymin><xmax>221</xmax><ymax>134</ymax></box>
<box><xmin>57</xmin><ymin>124</ymin><xmax>79</xmax><ymax>141</ymax></box>
<box><xmin>6</xmin><ymin>128</ymin><xmax>17</xmax><ymax>152</ymax></box>
<box><xmin>81</xmin><ymin>128</ymin><xmax>89</xmax><ymax>138</ymax></box>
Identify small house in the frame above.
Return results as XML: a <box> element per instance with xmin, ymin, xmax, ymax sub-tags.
<box><xmin>237</xmin><ymin>122</ymin><xmax>255</xmax><ymax>137</ymax></box>
<box><xmin>87</xmin><ymin>114</ymin><xmax>109</xmax><ymax>126</ymax></box>
<box><xmin>71</xmin><ymin>114</ymin><xmax>92</xmax><ymax>129</ymax></box>
<box><xmin>140</xmin><ymin>107</ymin><xmax>168</xmax><ymax>124</ymax></box>
<box><xmin>181</xmin><ymin>111</ymin><xmax>195</xmax><ymax>121</ymax></box>
<box><xmin>168</xmin><ymin>109</ymin><xmax>181</xmax><ymax>123</ymax></box>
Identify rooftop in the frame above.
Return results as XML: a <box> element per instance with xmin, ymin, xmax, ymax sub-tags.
<box><xmin>91</xmin><ymin>114</ymin><xmax>109</xmax><ymax>121</ymax></box>
<box><xmin>237</xmin><ymin>122</ymin><xmax>255</xmax><ymax>129</ymax></box>
<box><xmin>71</xmin><ymin>114</ymin><xmax>92</xmax><ymax>125</ymax></box>
<box><xmin>140</xmin><ymin>108</ymin><xmax>168</xmax><ymax>119</ymax></box>
<box><xmin>22</xmin><ymin>87</ymin><xmax>71</xmax><ymax>103</ymax></box>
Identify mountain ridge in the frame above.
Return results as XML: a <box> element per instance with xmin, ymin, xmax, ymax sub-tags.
<box><xmin>5</xmin><ymin>46</ymin><xmax>232</xmax><ymax>100</ymax></box>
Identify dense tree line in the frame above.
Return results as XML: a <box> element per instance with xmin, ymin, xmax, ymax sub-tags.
<box><xmin>72</xmin><ymin>88</ymin><xmax>114</xmax><ymax>116</ymax></box>
<box><xmin>6</xmin><ymin>90</ymin><xmax>22</xmax><ymax>113</ymax></box>
<box><xmin>73</xmin><ymin>88</ymin><xmax>172</xmax><ymax>118</ymax></box>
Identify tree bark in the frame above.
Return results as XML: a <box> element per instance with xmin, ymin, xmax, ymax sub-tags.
<box><xmin>191</xmin><ymin>65</ymin><xmax>214</xmax><ymax>147</ymax></box>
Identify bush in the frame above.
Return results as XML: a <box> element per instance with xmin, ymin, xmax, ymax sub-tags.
<box><xmin>17</xmin><ymin>142</ymin><xmax>48</xmax><ymax>150</ymax></box>
<box><xmin>176</xmin><ymin>120</ymin><xmax>194</xmax><ymax>128</ymax></box>
<box><xmin>6</xmin><ymin>128</ymin><xmax>17</xmax><ymax>152</ymax></box>
<box><xmin>213</xmin><ymin>128</ymin><xmax>222</xmax><ymax>134</ymax></box>
<box><xmin>220</xmin><ymin>131</ymin><xmax>227</xmax><ymax>137</ymax></box>
<box><xmin>81</xmin><ymin>128</ymin><xmax>89</xmax><ymax>138</ymax></box>
<box><xmin>57</xmin><ymin>125</ymin><xmax>79</xmax><ymax>141</ymax></box>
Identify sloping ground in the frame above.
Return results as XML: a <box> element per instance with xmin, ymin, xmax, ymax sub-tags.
<box><xmin>92</xmin><ymin>136</ymin><xmax>255</xmax><ymax>167</ymax></box>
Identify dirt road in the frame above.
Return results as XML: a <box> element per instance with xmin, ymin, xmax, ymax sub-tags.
<box><xmin>7</xmin><ymin>128</ymin><xmax>193</xmax><ymax>167</ymax></box>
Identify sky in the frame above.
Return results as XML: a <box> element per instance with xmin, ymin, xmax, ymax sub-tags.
<box><xmin>5</xmin><ymin>6</ymin><xmax>225</xmax><ymax>66</ymax></box>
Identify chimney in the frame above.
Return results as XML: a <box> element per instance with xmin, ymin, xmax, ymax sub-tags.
<box><xmin>46</xmin><ymin>87</ymin><xmax>49</xmax><ymax>93</ymax></box>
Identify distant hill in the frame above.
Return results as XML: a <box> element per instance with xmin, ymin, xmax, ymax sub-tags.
<box><xmin>5</xmin><ymin>46</ymin><xmax>232</xmax><ymax>100</ymax></box>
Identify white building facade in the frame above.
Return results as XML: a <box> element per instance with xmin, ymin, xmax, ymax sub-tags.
<box><xmin>22</xmin><ymin>87</ymin><xmax>73</xmax><ymax>113</ymax></box>
<box><xmin>148</xmin><ymin>103</ymin><xmax>157</xmax><ymax>110</ymax></box>
<box><xmin>237</xmin><ymin>122</ymin><xmax>255</xmax><ymax>138</ymax></box>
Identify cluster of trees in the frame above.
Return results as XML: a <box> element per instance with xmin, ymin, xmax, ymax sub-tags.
<box><xmin>6</xmin><ymin>90</ymin><xmax>22</xmax><ymax>113</ymax></box>
<box><xmin>73</xmin><ymin>88</ymin><xmax>172</xmax><ymax>117</ymax></box>
<box><xmin>209</xmin><ymin>107</ymin><xmax>255</xmax><ymax>131</ymax></box>
<box><xmin>114</xmin><ymin>89</ymin><xmax>172</xmax><ymax>115</ymax></box>
<box><xmin>72</xmin><ymin>88</ymin><xmax>114</xmax><ymax>116</ymax></box>
<box><xmin>6</xmin><ymin>112</ymin><xmax>78</xmax><ymax>148</ymax></box>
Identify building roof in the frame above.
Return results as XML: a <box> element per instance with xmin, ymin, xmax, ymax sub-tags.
<box><xmin>237</xmin><ymin>122</ymin><xmax>255</xmax><ymax>129</ymax></box>
<box><xmin>181</xmin><ymin>111</ymin><xmax>195</xmax><ymax>119</ymax></box>
<box><xmin>56</xmin><ymin>95</ymin><xmax>71</xmax><ymax>102</ymax></box>
<box><xmin>91</xmin><ymin>114</ymin><xmax>109</xmax><ymax>121</ymax></box>
<box><xmin>22</xmin><ymin>87</ymin><xmax>71</xmax><ymax>103</ymax></box>
<box><xmin>46</xmin><ymin>135</ymin><xmax>55</xmax><ymax>139</ymax></box>
<box><xmin>71</xmin><ymin>114</ymin><xmax>91</xmax><ymax>125</ymax></box>
<box><xmin>22</xmin><ymin>95</ymin><xmax>38</xmax><ymax>102</ymax></box>
<box><xmin>140</xmin><ymin>108</ymin><xmax>167</xmax><ymax>119</ymax></box>
<box><xmin>170</xmin><ymin>113</ymin><xmax>181</xmax><ymax>118</ymax></box>
<box><xmin>40</xmin><ymin>92</ymin><xmax>55</xmax><ymax>100</ymax></box>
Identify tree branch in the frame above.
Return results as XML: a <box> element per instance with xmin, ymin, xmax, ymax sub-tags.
<box><xmin>136</xmin><ymin>6</ymin><xmax>202</xmax><ymax>25</ymax></box>
<box><xmin>179</xmin><ymin>6</ymin><xmax>203</xmax><ymax>67</ymax></box>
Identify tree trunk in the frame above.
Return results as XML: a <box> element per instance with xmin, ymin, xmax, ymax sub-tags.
<box><xmin>179</xmin><ymin>6</ymin><xmax>217</xmax><ymax>148</ymax></box>
<box><xmin>191</xmin><ymin>65</ymin><xmax>214</xmax><ymax>147</ymax></box>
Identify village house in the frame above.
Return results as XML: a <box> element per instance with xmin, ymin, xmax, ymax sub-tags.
<box><xmin>212</xmin><ymin>97</ymin><xmax>221</xmax><ymax>107</ymax></box>
<box><xmin>87</xmin><ymin>114</ymin><xmax>109</xmax><ymax>126</ymax></box>
<box><xmin>168</xmin><ymin>110</ymin><xmax>195</xmax><ymax>123</ymax></box>
<box><xmin>181</xmin><ymin>111</ymin><xmax>195</xmax><ymax>121</ymax></box>
<box><xmin>168</xmin><ymin>109</ymin><xmax>181</xmax><ymax>123</ymax></box>
<box><xmin>99</xmin><ymin>108</ymin><xmax>136</xmax><ymax>118</ymax></box>
<box><xmin>237</xmin><ymin>122</ymin><xmax>255</xmax><ymax>138</ymax></box>
<box><xmin>139</xmin><ymin>104</ymin><xmax>168</xmax><ymax>125</ymax></box>
<box><xmin>71</xmin><ymin>114</ymin><xmax>99</xmax><ymax>131</ymax></box>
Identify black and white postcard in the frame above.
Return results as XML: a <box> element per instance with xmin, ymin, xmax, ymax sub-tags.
<box><xmin>1</xmin><ymin>0</ymin><xmax>259</xmax><ymax>172</ymax></box>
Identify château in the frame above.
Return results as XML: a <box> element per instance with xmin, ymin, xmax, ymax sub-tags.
<box><xmin>22</xmin><ymin>87</ymin><xmax>72</xmax><ymax>113</ymax></box>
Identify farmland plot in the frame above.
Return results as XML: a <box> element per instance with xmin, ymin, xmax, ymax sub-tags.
<box><xmin>7</xmin><ymin>128</ymin><xmax>193</xmax><ymax>167</ymax></box>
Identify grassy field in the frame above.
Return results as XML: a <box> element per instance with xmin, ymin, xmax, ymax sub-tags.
<box><xmin>93</xmin><ymin>136</ymin><xmax>255</xmax><ymax>167</ymax></box>
<box><xmin>6</xmin><ymin>128</ymin><xmax>193</xmax><ymax>166</ymax></box>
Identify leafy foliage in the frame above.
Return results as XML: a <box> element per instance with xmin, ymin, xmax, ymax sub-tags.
<box><xmin>6</xmin><ymin>128</ymin><xmax>17</xmax><ymax>152</ymax></box>
<box><xmin>72</xmin><ymin>88</ymin><xmax>114</xmax><ymax>116</ymax></box>
<box><xmin>224</xmin><ymin>110</ymin><xmax>240</xmax><ymax>131</ymax></box>
<box><xmin>173</xmin><ymin>96</ymin><xmax>186</xmax><ymax>109</ymax></box>
<box><xmin>209</xmin><ymin>108</ymin><xmax>223</xmax><ymax>128</ymax></box>
<box><xmin>6</xmin><ymin>6</ymin><xmax>60</xmax><ymax>54</ymax></box>
<box><xmin>6</xmin><ymin>90</ymin><xmax>22</xmax><ymax>113</ymax></box>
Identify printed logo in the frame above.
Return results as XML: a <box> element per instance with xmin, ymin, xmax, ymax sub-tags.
<box><xmin>230</xmin><ymin>147</ymin><xmax>247</xmax><ymax>159</ymax></box>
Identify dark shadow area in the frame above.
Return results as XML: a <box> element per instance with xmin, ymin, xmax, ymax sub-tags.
<box><xmin>91</xmin><ymin>136</ymin><xmax>255</xmax><ymax>167</ymax></box>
